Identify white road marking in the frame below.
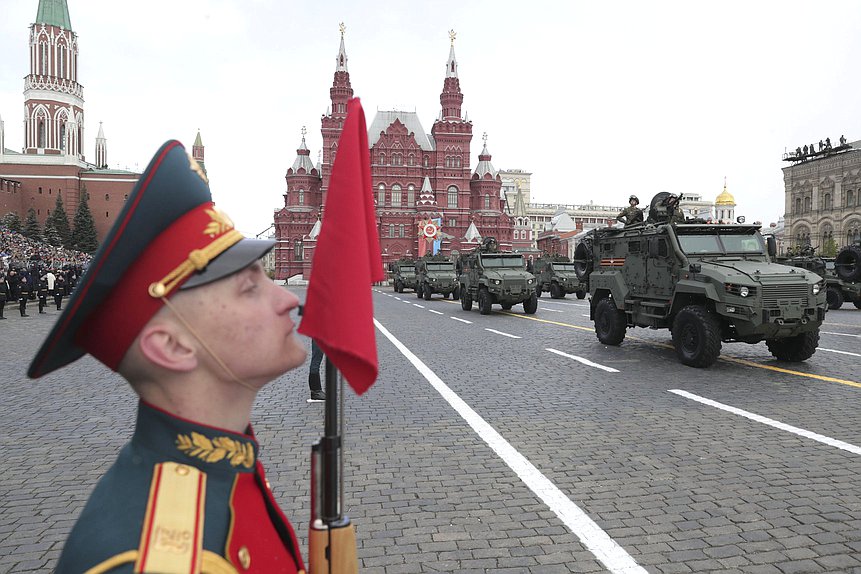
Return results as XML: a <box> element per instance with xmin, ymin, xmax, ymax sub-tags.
<box><xmin>819</xmin><ymin>347</ymin><xmax>861</xmax><ymax>358</ymax></box>
<box><xmin>394</xmin><ymin>297</ymin><xmax>401</xmax><ymax>301</ymax></box>
<box><xmin>546</xmin><ymin>348</ymin><xmax>620</xmax><ymax>373</ymax></box>
<box><xmin>822</xmin><ymin>331</ymin><xmax>861</xmax><ymax>338</ymax></box>
<box><xmin>402</xmin><ymin>299</ymin><xmax>412</xmax><ymax>304</ymax></box>
<box><xmin>538</xmin><ymin>307</ymin><xmax>564</xmax><ymax>313</ymax></box>
<box><xmin>375</xmin><ymin>319</ymin><xmax>647</xmax><ymax>574</ymax></box>
<box><xmin>413</xmin><ymin>304</ymin><xmax>425</xmax><ymax>308</ymax></box>
<box><xmin>581</xmin><ymin>314</ymin><xmax>591</xmax><ymax>318</ymax></box>
<box><xmin>429</xmin><ymin>310</ymin><xmax>444</xmax><ymax>315</ymax></box>
<box><xmin>669</xmin><ymin>389</ymin><xmax>861</xmax><ymax>456</ymax></box>
<box><xmin>451</xmin><ymin>316</ymin><xmax>473</xmax><ymax>324</ymax></box>
<box><xmin>484</xmin><ymin>328</ymin><xmax>521</xmax><ymax>339</ymax></box>
<box><xmin>539</xmin><ymin>300</ymin><xmax>589</xmax><ymax>308</ymax></box>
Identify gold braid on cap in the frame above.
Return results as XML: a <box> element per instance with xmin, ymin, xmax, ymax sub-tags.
<box><xmin>148</xmin><ymin>209</ymin><xmax>244</xmax><ymax>299</ymax></box>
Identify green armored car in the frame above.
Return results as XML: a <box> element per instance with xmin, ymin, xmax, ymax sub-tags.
<box><xmin>777</xmin><ymin>243</ymin><xmax>861</xmax><ymax>310</ymax></box>
<box><xmin>533</xmin><ymin>255</ymin><xmax>587</xmax><ymax>299</ymax></box>
<box><xmin>832</xmin><ymin>241</ymin><xmax>861</xmax><ymax>309</ymax></box>
<box><xmin>416</xmin><ymin>256</ymin><xmax>460</xmax><ymax>300</ymax></box>
<box><xmin>389</xmin><ymin>259</ymin><xmax>418</xmax><ymax>293</ymax></box>
<box><xmin>457</xmin><ymin>237</ymin><xmax>538</xmax><ymax>315</ymax></box>
<box><xmin>578</xmin><ymin>192</ymin><xmax>828</xmax><ymax>367</ymax></box>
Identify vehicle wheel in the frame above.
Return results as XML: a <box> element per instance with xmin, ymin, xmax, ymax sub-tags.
<box><xmin>835</xmin><ymin>244</ymin><xmax>861</xmax><ymax>281</ymax></box>
<box><xmin>576</xmin><ymin>290</ymin><xmax>586</xmax><ymax>300</ymax></box>
<box><xmin>574</xmin><ymin>241</ymin><xmax>593</xmax><ymax>279</ymax></box>
<box><xmin>854</xmin><ymin>298</ymin><xmax>861</xmax><ymax>309</ymax></box>
<box><xmin>766</xmin><ymin>329</ymin><xmax>819</xmax><ymax>362</ymax></box>
<box><xmin>550</xmin><ymin>283</ymin><xmax>562</xmax><ymax>299</ymax></box>
<box><xmin>460</xmin><ymin>288</ymin><xmax>472</xmax><ymax>311</ymax></box>
<box><xmin>826</xmin><ymin>286</ymin><xmax>844</xmax><ymax>310</ymax></box>
<box><xmin>523</xmin><ymin>292</ymin><xmax>538</xmax><ymax>314</ymax></box>
<box><xmin>501</xmin><ymin>303</ymin><xmax>513</xmax><ymax>310</ymax></box>
<box><xmin>424</xmin><ymin>285</ymin><xmax>433</xmax><ymax>301</ymax></box>
<box><xmin>594</xmin><ymin>297</ymin><xmax>626</xmax><ymax>345</ymax></box>
<box><xmin>671</xmin><ymin>305</ymin><xmax>722</xmax><ymax>367</ymax></box>
<box><xmin>453</xmin><ymin>286</ymin><xmax>461</xmax><ymax>300</ymax></box>
<box><xmin>478</xmin><ymin>288</ymin><xmax>493</xmax><ymax>315</ymax></box>
<box><xmin>416</xmin><ymin>284</ymin><xmax>423</xmax><ymax>299</ymax></box>
<box><xmin>536</xmin><ymin>286</ymin><xmax>542</xmax><ymax>298</ymax></box>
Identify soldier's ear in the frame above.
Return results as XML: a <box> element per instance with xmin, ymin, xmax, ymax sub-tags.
<box><xmin>137</xmin><ymin>320</ymin><xmax>198</xmax><ymax>373</ymax></box>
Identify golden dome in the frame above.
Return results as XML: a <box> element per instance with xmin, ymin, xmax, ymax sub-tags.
<box><xmin>715</xmin><ymin>183</ymin><xmax>735</xmax><ymax>206</ymax></box>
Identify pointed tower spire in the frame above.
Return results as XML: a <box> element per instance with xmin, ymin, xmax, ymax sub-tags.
<box><xmin>36</xmin><ymin>0</ymin><xmax>72</xmax><ymax>29</ymax></box>
<box><xmin>446</xmin><ymin>30</ymin><xmax>458</xmax><ymax>78</ymax></box>
<box><xmin>473</xmin><ymin>133</ymin><xmax>498</xmax><ymax>179</ymax></box>
<box><xmin>417</xmin><ymin>176</ymin><xmax>438</xmax><ymax>207</ymax></box>
<box><xmin>321</xmin><ymin>23</ymin><xmax>355</xmax><ymax>200</ymax></box>
<box><xmin>290</xmin><ymin>126</ymin><xmax>315</xmax><ymax>173</ymax></box>
<box><xmin>335</xmin><ymin>22</ymin><xmax>349</xmax><ymax>72</ymax></box>
<box><xmin>95</xmin><ymin>121</ymin><xmax>106</xmax><ymax>168</ymax></box>
<box><xmin>192</xmin><ymin>130</ymin><xmax>206</xmax><ymax>176</ymax></box>
<box><xmin>439</xmin><ymin>30</ymin><xmax>464</xmax><ymax>120</ymax></box>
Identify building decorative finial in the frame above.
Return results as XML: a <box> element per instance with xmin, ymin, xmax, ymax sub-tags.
<box><xmin>301</xmin><ymin>125</ymin><xmax>307</xmax><ymax>138</ymax></box>
<box><xmin>482</xmin><ymin>132</ymin><xmax>488</xmax><ymax>145</ymax></box>
<box><xmin>340</xmin><ymin>22</ymin><xmax>346</xmax><ymax>37</ymax></box>
<box><xmin>449</xmin><ymin>29</ymin><xmax>456</xmax><ymax>46</ymax></box>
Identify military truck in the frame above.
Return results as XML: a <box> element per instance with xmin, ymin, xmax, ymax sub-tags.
<box><xmin>577</xmin><ymin>197</ymin><xmax>827</xmax><ymax>367</ymax></box>
<box><xmin>832</xmin><ymin>241</ymin><xmax>861</xmax><ymax>309</ymax></box>
<box><xmin>533</xmin><ymin>255</ymin><xmax>587</xmax><ymax>299</ymax></box>
<box><xmin>457</xmin><ymin>237</ymin><xmax>538</xmax><ymax>315</ymax></box>
<box><xmin>777</xmin><ymin>246</ymin><xmax>861</xmax><ymax>310</ymax></box>
<box><xmin>415</xmin><ymin>256</ymin><xmax>460</xmax><ymax>300</ymax></box>
<box><xmin>389</xmin><ymin>258</ymin><xmax>418</xmax><ymax>293</ymax></box>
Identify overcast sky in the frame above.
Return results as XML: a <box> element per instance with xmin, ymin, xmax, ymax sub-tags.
<box><xmin>2</xmin><ymin>0</ymin><xmax>861</xmax><ymax>235</ymax></box>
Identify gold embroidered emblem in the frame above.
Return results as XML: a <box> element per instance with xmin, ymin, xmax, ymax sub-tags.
<box><xmin>204</xmin><ymin>208</ymin><xmax>234</xmax><ymax>237</ymax></box>
<box><xmin>188</xmin><ymin>154</ymin><xmax>209</xmax><ymax>184</ymax></box>
<box><xmin>176</xmin><ymin>432</ymin><xmax>254</xmax><ymax>468</ymax></box>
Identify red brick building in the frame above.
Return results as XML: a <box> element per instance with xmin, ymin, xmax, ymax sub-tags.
<box><xmin>273</xmin><ymin>30</ymin><xmax>514</xmax><ymax>280</ymax></box>
<box><xmin>0</xmin><ymin>0</ymin><xmax>138</xmax><ymax>241</ymax></box>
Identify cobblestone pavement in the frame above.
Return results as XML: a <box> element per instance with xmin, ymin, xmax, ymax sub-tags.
<box><xmin>1</xmin><ymin>288</ymin><xmax>860</xmax><ymax>573</ymax></box>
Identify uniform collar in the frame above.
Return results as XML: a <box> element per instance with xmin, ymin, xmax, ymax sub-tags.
<box><xmin>133</xmin><ymin>400</ymin><xmax>258</xmax><ymax>474</ymax></box>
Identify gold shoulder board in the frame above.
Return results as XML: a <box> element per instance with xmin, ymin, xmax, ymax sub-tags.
<box><xmin>134</xmin><ymin>462</ymin><xmax>207</xmax><ymax>574</ymax></box>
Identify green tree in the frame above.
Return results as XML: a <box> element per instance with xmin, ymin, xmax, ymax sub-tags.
<box><xmin>71</xmin><ymin>191</ymin><xmax>99</xmax><ymax>254</ymax></box>
<box><xmin>821</xmin><ymin>237</ymin><xmax>839</xmax><ymax>257</ymax></box>
<box><xmin>2</xmin><ymin>212</ymin><xmax>22</xmax><ymax>233</ymax></box>
<box><xmin>23</xmin><ymin>208</ymin><xmax>43</xmax><ymax>241</ymax></box>
<box><xmin>43</xmin><ymin>218</ymin><xmax>63</xmax><ymax>247</ymax></box>
<box><xmin>50</xmin><ymin>194</ymin><xmax>72</xmax><ymax>248</ymax></box>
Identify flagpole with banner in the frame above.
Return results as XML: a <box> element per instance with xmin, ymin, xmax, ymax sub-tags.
<box><xmin>298</xmin><ymin>97</ymin><xmax>383</xmax><ymax>574</ymax></box>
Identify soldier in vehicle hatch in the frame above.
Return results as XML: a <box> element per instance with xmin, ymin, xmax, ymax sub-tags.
<box><xmin>617</xmin><ymin>195</ymin><xmax>644</xmax><ymax>227</ymax></box>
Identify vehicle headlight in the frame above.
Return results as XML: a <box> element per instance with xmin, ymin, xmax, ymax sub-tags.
<box><xmin>527</xmin><ymin>278</ymin><xmax>534</xmax><ymax>285</ymax></box>
<box><xmin>812</xmin><ymin>282</ymin><xmax>821</xmax><ymax>295</ymax></box>
<box><xmin>429</xmin><ymin>277</ymin><xmax>436</xmax><ymax>282</ymax></box>
<box><xmin>739</xmin><ymin>286</ymin><xmax>749</xmax><ymax>297</ymax></box>
<box><xmin>492</xmin><ymin>279</ymin><xmax>501</xmax><ymax>285</ymax></box>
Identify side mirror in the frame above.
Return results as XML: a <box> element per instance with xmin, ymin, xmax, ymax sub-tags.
<box><xmin>736</xmin><ymin>216</ymin><xmax>746</xmax><ymax>224</ymax></box>
<box><xmin>766</xmin><ymin>236</ymin><xmax>777</xmax><ymax>257</ymax></box>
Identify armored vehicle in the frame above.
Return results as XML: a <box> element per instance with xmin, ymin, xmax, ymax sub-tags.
<box><xmin>389</xmin><ymin>259</ymin><xmax>418</xmax><ymax>293</ymax></box>
<box><xmin>533</xmin><ymin>255</ymin><xmax>587</xmax><ymax>299</ymax></box>
<box><xmin>415</xmin><ymin>256</ymin><xmax>460</xmax><ymax>300</ymax></box>
<box><xmin>778</xmin><ymin>246</ymin><xmax>861</xmax><ymax>310</ymax></box>
<box><xmin>578</xmin><ymin>198</ymin><xmax>827</xmax><ymax>367</ymax></box>
<box><xmin>457</xmin><ymin>237</ymin><xmax>538</xmax><ymax>315</ymax></box>
<box><xmin>832</xmin><ymin>241</ymin><xmax>861</xmax><ymax>309</ymax></box>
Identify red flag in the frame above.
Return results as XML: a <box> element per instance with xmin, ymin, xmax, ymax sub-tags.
<box><xmin>298</xmin><ymin>98</ymin><xmax>383</xmax><ymax>395</ymax></box>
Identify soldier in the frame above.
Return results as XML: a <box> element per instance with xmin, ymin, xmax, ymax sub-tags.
<box><xmin>666</xmin><ymin>195</ymin><xmax>686</xmax><ymax>225</ymax></box>
<box><xmin>28</xmin><ymin>141</ymin><xmax>309</xmax><ymax>573</ymax></box>
<box><xmin>0</xmin><ymin>272</ymin><xmax>8</xmax><ymax>319</ymax></box>
<box><xmin>17</xmin><ymin>273</ymin><xmax>30</xmax><ymax>317</ymax></box>
<box><xmin>617</xmin><ymin>195</ymin><xmax>644</xmax><ymax>227</ymax></box>
<box><xmin>53</xmin><ymin>272</ymin><xmax>65</xmax><ymax>310</ymax></box>
<box><xmin>37</xmin><ymin>273</ymin><xmax>49</xmax><ymax>313</ymax></box>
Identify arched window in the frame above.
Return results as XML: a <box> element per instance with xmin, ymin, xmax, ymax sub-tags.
<box><xmin>447</xmin><ymin>186</ymin><xmax>458</xmax><ymax>208</ymax></box>
<box><xmin>379</xmin><ymin>153</ymin><xmax>385</xmax><ymax>165</ymax></box>
<box><xmin>104</xmin><ymin>194</ymin><xmax>109</xmax><ymax>201</ymax></box>
<box><xmin>407</xmin><ymin>184</ymin><xmax>415</xmax><ymax>206</ymax></box>
<box><xmin>408</xmin><ymin>154</ymin><xmax>415</xmax><ymax>166</ymax></box>
<box><xmin>824</xmin><ymin>193</ymin><xmax>832</xmax><ymax>210</ymax></box>
<box><xmin>298</xmin><ymin>189</ymin><xmax>304</xmax><ymax>205</ymax></box>
<box><xmin>399</xmin><ymin>224</ymin><xmax>405</xmax><ymax>238</ymax></box>
<box><xmin>40</xmin><ymin>43</ymin><xmax>47</xmax><ymax>75</ymax></box>
<box><xmin>393</xmin><ymin>154</ymin><xmax>402</xmax><ymax>166</ymax></box>
<box><xmin>294</xmin><ymin>239</ymin><xmax>303</xmax><ymax>261</ymax></box>
<box><xmin>38</xmin><ymin>119</ymin><xmax>46</xmax><ymax>148</ymax></box>
<box><xmin>60</xmin><ymin>124</ymin><xmax>66</xmax><ymax>151</ymax></box>
<box><xmin>423</xmin><ymin>156</ymin><xmax>429</xmax><ymax>168</ymax></box>
<box><xmin>389</xmin><ymin>224</ymin><xmax>395</xmax><ymax>237</ymax></box>
<box><xmin>795</xmin><ymin>197</ymin><xmax>802</xmax><ymax>214</ymax></box>
<box><xmin>514</xmin><ymin>230</ymin><xmax>519</xmax><ymax>239</ymax></box>
<box><xmin>377</xmin><ymin>184</ymin><xmax>385</xmax><ymax>206</ymax></box>
<box><xmin>484</xmin><ymin>194</ymin><xmax>490</xmax><ymax>209</ymax></box>
<box><xmin>391</xmin><ymin>184</ymin><xmax>402</xmax><ymax>207</ymax></box>
<box><xmin>846</xmin><ymin>223</ymin><xmax>861</xmax><ymax>244</ymax></box>
<box><xmin>57</xmin><ymin>47</ymin><xmax>65</xmax><ymax>78</ymax></box>
<box><xmin>804</xmin><ymin>197</ymin><xmax>811</xmax><ymax>212</ymax></box>
<box><xmin>847</xmin><ymin>190</ymin><xmax>855</xmax><ymax>207</ymax></box>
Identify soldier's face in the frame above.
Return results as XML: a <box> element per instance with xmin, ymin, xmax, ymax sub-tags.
<box><xmin>174</xmin><ymin>262</ymin><xmax>307</xmax><ymax>387</ymax></box>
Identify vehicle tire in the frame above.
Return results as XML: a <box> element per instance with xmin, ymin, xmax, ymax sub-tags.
<box><xmin>501</xmin><ymin>303</ymin><xmax>513</xmax><ymax>310</ymax></box>
<box><xmin>424</xmin><ymin>285</ymin><xmax>433</xmax><ymax>301</ymax></box>
<box><xmin>478</xmin><ymin>288</ymin><xmax>493</xmax><ymax>315</ymax></box>
<box><xmin>523</xmin><ymin>292</ymin><xmax>538</xmax><ymax>314</ymax></box>
<box><xmin>576</xmin><ymin>290</ymin><xmax>587</xmax><ymax>300</ymax></box>
<box><xmin>574</xmin><ymin>241</ymin><xmax>593</xmax><ymax>280</ymax></box>
<box><xmin>594</xmin><ymin>297</ymin><xmax>626</xmax><ymax>345</ymax></box>
<box><xmin>835</xmin><ymin>244</ymin><xmax>861</xmax><ymax>281</ymax></box>
<box><xmin>766</xmin><ymin>329</ymin><xmax>819</xmax><ymax>362</ymax></box>
<box><xmin>854</xmin><ymin>298</ymin><xmax>861</xmax><ymax>309</ymax></box>
<box><xmin>453</xmin><ymin>286</ymin><xmax>461</xmax><ymax>300</ymax></box>
<box><xmin>671</xmin><ymin>305</ymin><xmax>722</xmax><ymax>367</ymax></box>
<box><xmin>550</xmin><ymin>283</ymin><xmax>562</xmax><ymax>299</ymax></box>
<box><xmin>460</xmin><ymin>288</ymin><xmax>472</xmax><ymax>311</ymax></box>
<box><xmin>416</xmin><ymin>284</ymin><xmax>423</xmax><ymax>299</ymax></box>
<box><xmin>826</xmin><ymin>285</ymin><xmax>844</xmax><ymax>310</ymax></box>
<box><xmin>536</xmin><ymin>286</ymin><xmax>542</xmax><ymax>298</ymax></box>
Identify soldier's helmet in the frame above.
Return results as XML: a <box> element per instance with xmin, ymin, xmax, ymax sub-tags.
<box><xmin>481</xmin><ymin>236</ymin><xmax>499</xmax><ymax>252</ymax></box>
<box><xmin>629</xmin><ymin>195</ymin><xmax>639</xmax><ymax>204</ymax></box>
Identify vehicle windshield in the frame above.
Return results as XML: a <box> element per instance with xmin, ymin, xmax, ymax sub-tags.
<box><xmin>481</xmin><ymin>255</ymin><xmax>525</xmax><ymax>268</ymax></box>
<box><xmin>426</xmin><ymin>263</ymin><xmax>452</xmax><ymax>271</ymax></box>
<box><xmin>677</xmin><ymin>230</ymin><xmax>765</xmax><ymax>255</ymax></box>
<box><xmin>551</xmin><ymin>263</ymin><xmax>577</xmax><ymax>271</ymax></box>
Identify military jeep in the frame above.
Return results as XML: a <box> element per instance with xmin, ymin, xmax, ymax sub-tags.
<box><xmin>389</xmin><ymin>259</ymin><xmax>418</xmax><ymax>293</ymax></box>
<box><xmin>457</xmin><ymin>237</ymin><xmax>538</xmax><ymax>315</ymax></box>
<box><xmin>579</xmin><ymin>200</ymin><xmax>827</xmax><ymax>367</ymax></box>
<box><xmin>415</xmin><ymin>256</ymin><xmax>460</xmax><ymax>300</ymax></box>
<box><xmin>533</xmin><ymin>255</ymin><xmax>587</xmax><ymax>299</ymax></box>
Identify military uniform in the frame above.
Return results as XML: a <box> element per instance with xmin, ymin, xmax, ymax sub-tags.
<box><xmin>56</xmin><ymin>401</ymin><xmax>305</xmax><ymax>573</ymax></box>
<box><xmin>667</xmin><ymin>208</ymin><xmax>686</xmax><ymax>225</ymax></box>
<box><xmin>617</xmin><ymin>205</ymin><xmax>644</xmax><ymax>226</ymax></box>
